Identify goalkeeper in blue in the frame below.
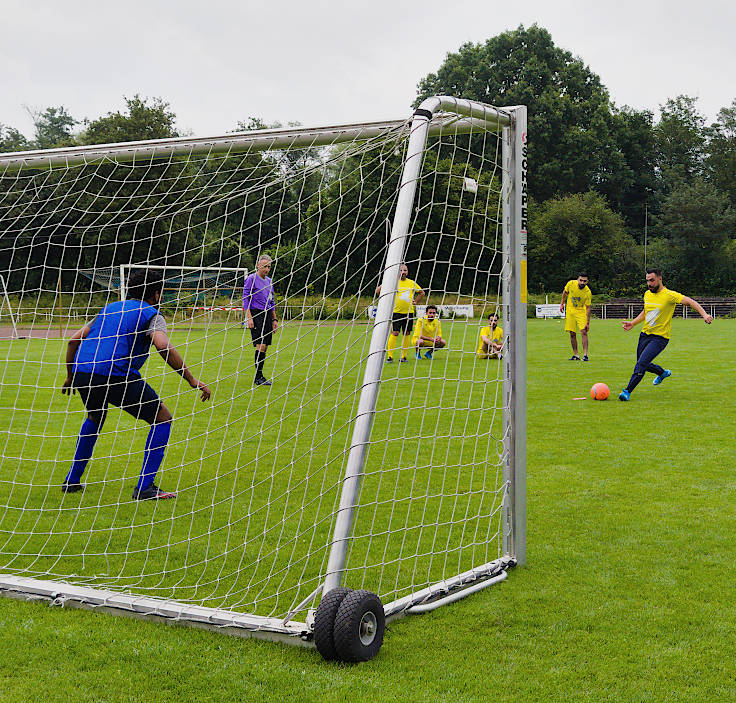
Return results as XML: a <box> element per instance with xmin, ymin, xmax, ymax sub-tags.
<box><xmin>60</xmin><ymin>270</ymin><xmax>211</xmax><ymax>500</ymax></box>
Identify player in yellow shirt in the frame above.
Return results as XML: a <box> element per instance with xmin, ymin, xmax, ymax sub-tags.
<box><xmin>618</xmin><ymin>268</ymin><xmax>713</xmax><ymax>401</ymax></box>
<box><xmin>375</xmin><ymin>263</ymin><xmax>424</xmax><ymax>362</ymax></box>
<box><xmin>559</xmin><ymin>273</ymin><xmax>592</xmax><ymax>360</ymax></box>
<box><xmin>477</xmin><ymin>313</ymin><xmax>503</xmax><ymax>359</ymax></box>
<box><xmin>412</xmin><ymin>304</ymin><xmax>446</xmax><ymax>360</ymax></box>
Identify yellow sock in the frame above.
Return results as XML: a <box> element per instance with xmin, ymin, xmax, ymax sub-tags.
<box><xmin>387</xmin><ymin>333</ymin><xmax>398</xmax><ymax>359</ymax></box>
<box><xmin>401</xmin><ymin>334</ymin><xmax>412</xmax><ymax>359</ymax></box>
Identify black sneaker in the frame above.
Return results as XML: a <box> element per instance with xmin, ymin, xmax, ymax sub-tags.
<box><xmin>132</xmin><ymin>484</ymin><xmax>177</xmax><ymax>500</ymax></box>
<box><xmin>582</xmin><ymin>355</ymin><xmax>589</xmax><ymax>361</ymax></box>
<box><xmin>569</xmin><ymin>355</ymin><xmax>581</xmax><ymax>361</ymax></box>
<box><xmin>254</xmin><ymin>377</ymin><xmax>272</xmax><ymax>386</ymax></box>
<box><xmin>61</xmin><ymin>482</ymin><xmax>85</xmax><ymax>494</ymax></box>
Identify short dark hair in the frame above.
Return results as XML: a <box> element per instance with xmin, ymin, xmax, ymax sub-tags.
<box><xmin>127</xmin><ymin>269</ymin><xmax>164</xmax><ymax>302</ymax></box>
<box><xmin>426</xmin><ymin>304</ymin><xmax>438</xmax><ymax>313</ymax></box>
<box><xmin>646</xmin><ymin>267</ymin><xmax>662</xmax><ymax>277</ymax></box>
<box><xmin>578</xmin><ymin>272</ymin><xmax>588</xmax><ymax>279</ymax></box>
<box><xmin>489</xmin><ymin>312</ymin><xmax>499</xmax><ymax>320</ymax></box>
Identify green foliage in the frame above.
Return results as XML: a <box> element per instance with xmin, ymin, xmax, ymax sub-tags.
<box><xmin>654</xmin><ymin>95</ymin><xmax>706</xmax><ymax>197</ymax></box>
<box><xmin>4</xmin><ymin>27</ymin><xmax>736</xmax><ymax>298</ymax></box>
<box><xmin>598</xmin><ymin>106</ymin><xmax>657</xmax><ymax>235</ymax></box>
<box><xmin>528</xmin><ymin>191</ymin><xmax>639</xmax><ymax>294</ymax></box>
<box><xmin>705</xmin><ymin>99</ymin><xmax>736</xmax><ymax>208</ymax></box>
<box><xmin>416</xmin><ymin>24</ymin><xmax>615</xmax><ymax>203</ymax></box>
<box><xmin>32</xmin><ymin>106</ymin><xmax>78</xmax><ymax>149</ymax></box>
<box><xmin>652</xmin><ymin>180</ymin><xmax>736</xmax><ymax>292</ymax></box>
<box><xmin>0</xmin><ymin>123</ymin><xmax>30</xmax><ymax>153</ymax></box>
<box><xmin>81</xmin><ymin>95</ymin><xmax>178</xmax><ymax>144</ymax></box>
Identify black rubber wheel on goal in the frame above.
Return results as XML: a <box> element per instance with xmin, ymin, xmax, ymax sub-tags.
<box><xmin>313</xmin><ymin>587</ymin><xmax>351</xmax><ymax>661</ymax></box>
<box><xmin>333</xmin><ymin>589</ymin><xmax>385</xmax><ymax>663</ymax></box>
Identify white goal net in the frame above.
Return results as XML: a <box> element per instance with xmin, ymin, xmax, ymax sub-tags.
<box><xmin>0</xmin><ymin>97</ymin><xmax>526</xmax><ymax>655</ymax></box>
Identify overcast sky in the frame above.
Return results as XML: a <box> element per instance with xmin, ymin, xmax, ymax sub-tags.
<box><xmin>2</xmin><ymin>0</ymin><xmax>734</xmax><ymax>140</ymax></box>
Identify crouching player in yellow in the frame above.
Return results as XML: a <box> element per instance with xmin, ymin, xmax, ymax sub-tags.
<box><xmin>413</xmin><ymin>304</ymin><xmax>446</xmax><ymax>360</ymax></box>
<box><xmin>477</xmin><ymin>313</ymin><xmax>503</xmax><ymax>359</ymax></box>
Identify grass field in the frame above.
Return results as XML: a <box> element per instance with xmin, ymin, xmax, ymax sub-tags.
<box><xmin>1</xmin><ymin>317</ymin><xmax>735</xmax><ymax>702</ymax></box>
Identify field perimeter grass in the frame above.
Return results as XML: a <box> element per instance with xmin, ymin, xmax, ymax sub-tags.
<box><xmin>1</xmin><ymin>318</ymin><xmax>735</xmax><ymax>702</ymax></box>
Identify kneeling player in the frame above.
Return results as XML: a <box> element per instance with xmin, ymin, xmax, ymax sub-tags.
<box><xmin>477</xmin><ymin>313</ymin><xmax>503</xmax><ymax>359</ymax></box>
<box><xmin>412</xmin><ymin>304</ymin><xmax>446</xmax><ymax>359</ymax></box>
<box><xmin>60</xmin><ymin>270</ymin><xmax>211</xmax><ymax>500</ymax></box>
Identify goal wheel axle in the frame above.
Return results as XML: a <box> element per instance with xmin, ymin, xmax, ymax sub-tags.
<box><xmin>314</xmin><ymin>588</ymin><xmax>385</xmax><ymax>662</ymax></box>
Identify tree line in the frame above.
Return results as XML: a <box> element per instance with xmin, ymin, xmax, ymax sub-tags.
<box><xmin>2</xmin><ymin>25</ymin><xmax>736</xmax><ymax>298</ymax></box>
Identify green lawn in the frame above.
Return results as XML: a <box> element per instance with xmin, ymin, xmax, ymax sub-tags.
<box><xmin>1</xmin><ymin>318</ymin><xmax>735</xmax><ymax>702</ymax></box>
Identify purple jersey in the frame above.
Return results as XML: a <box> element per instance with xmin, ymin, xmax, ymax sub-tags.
<box><xmin>242</xmin><ymin>273</ymin><xmax>275</xmax><ymax>311</ymax></box>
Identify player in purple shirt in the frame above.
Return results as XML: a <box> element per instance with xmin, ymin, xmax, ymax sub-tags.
<box><xmin>243</xmin><ymin>254</ymin><xmax>279</xmax><ymax>386</ymax></box>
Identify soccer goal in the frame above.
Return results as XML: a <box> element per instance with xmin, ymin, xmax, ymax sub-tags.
<box><xmin>0</xmin><ymin>96</ymin><xmax>527</xmax><ymax>661</ymax></box>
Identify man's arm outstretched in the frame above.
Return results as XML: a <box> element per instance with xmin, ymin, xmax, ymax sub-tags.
<box><xmin>622</xmin><ymin>310</ymin><xmax>646</xmax><ymax>332</ymax></box>
<box><xmin>151</xmin><ymin>331</ymin><xmax>211</xmax><ymax>401</ymax></box>
<box><xmin>681</xmin><ymin>296</ymin><xmax>713</xmax><ymax>324</ymax></box>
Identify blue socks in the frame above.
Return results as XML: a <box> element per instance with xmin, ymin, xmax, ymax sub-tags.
<box><xmin>136</xmin><ymin>422</ymin><xmax>172</xmax><ymax>493</ymax></box>
<box><xmin>65</xmin><ymin>418</ymin><xmax>101</xmax><ymax>484</ymax></box>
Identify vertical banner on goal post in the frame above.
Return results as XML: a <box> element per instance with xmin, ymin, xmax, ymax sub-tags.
<box><xmin>503</xmin><ymin>107</ymin><xmax>527</xmax><ymax>566</ymax></box>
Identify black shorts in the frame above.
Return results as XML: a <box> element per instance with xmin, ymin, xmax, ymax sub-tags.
<box><xmin>72</xmin><ymin>372</ymin><xmax>161</xmax><ymax>425</ymax></box>
<box><xmin>392</xmin><ymin>312</ymin><xmax>414</xmax><ymax>334</ymax></box>
<box><xmin>249</xmin><ymin>308</ymin><xmax>274</xmax><ymax>347</ymax></box>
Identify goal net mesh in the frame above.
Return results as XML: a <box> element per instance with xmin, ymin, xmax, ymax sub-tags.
<box><xmin>0</xmin><ymin>111</ymin><xmax>510</xmax><ymax>620</ymax></box>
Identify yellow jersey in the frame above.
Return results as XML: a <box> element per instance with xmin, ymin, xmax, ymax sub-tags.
<box><xmin>564</xmin><ymin>280</ymin><xmax>592</xmax><ymax>314</ymax></box>
<box><xmin>412</xmin><ymin>316</ymin><xmax>442</xmax><ymax>342</ymax></box>
<box><xmin>394</xmin><ymin>278</ymin><xmax>421</xmax><ymax>314</ymax></box>
<box><xmin>478</xmin><ymin>325</ymin><xmax>503</xmax><ymax>353</ymax></box>
<box><xmin>641</xmin><ymin>287</ymin><xmax>684</xmax><ymax>339</ymax></box>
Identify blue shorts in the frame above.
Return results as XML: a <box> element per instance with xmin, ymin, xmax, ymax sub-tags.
<box><xmin>72</xmin><ymin>372</ymin><xmax>161</xmax><ymax>425</ymax></box>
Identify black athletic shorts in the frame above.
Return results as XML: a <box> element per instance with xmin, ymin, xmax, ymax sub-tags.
<box><xmin>249</xmin><ymin>308</ymin><xmax>275</xmax><ymax>347</ymax></box>
<box><xmin>392</xmin><ymin>312</ymin><xmax>415</xmax><ymax>334</ymax></box>
<box><xmin>72</xmin><ymin>372</ymin><xmax>161</xmax><ymax>425</ymax></box>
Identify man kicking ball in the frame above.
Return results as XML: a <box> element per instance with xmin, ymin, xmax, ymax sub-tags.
<box><xmin>619</xmin><ymin>268</ymin><xmax>712</xmax><ymax>401</ymax></box>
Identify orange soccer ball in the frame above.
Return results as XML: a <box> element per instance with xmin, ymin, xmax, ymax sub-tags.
<box><xmin>590</xmin><ymin>383</ymin><xmax>610</xmax><ymax>400</ymax></box>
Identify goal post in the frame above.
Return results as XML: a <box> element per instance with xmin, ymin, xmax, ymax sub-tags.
<box><xmin>0</xmin><ymin>97</ymin><xmax>527</xmax><ymax>661</ymax></box>
<box><xmin>0</xmin><ymin>274</ymin><xmax>19</xmax><ymax>339</ymax></box>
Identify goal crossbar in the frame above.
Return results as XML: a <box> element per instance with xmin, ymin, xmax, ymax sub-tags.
<box><xmin>116</xmin><ymin>265</ymin><xmax>250</xmax><ymax>301</ymax></box>
<box><xmin>0</xmin><ymin>104</ymin><xmax>511</xmax><ymax>170</ymax></box>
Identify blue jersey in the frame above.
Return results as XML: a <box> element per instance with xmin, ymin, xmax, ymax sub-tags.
<box><xmin>73</xmin><ymin>300</ymin><xmax>159</xmax><ymax>378</ymax></box>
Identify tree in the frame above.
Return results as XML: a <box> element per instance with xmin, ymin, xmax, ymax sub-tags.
<box><xmin>596</xmin><ymin>107</ymin><xmax>657</xmax><ymax>237</ymax></box>
<box><xmin>705</xmin><ymin>100</ymin><xmax>736</xmax><ymax>207</ymax></box>
<box><xmin>653</xmin><ymin>180</ymin><xmax>736</xmax><ymax>292</ymax></box>
<box><xmin>81</xmin><ymin>95</ymin><xmax>178</xmax><ymax>144</ymax></box>
<box><xmin>0</xmin><ymin>124</ymin><xmax>29</xmax><ymax>153</ymax></box>
<box><xmin>528</xmin><ymin>191</ymin><xmax>639</xmax><ymax>295</ymax></box>
<box><xmin>415</xmin><ymin>25</ymin><xmax>616</xmax><ymax>203</ymax></box>
<box><xmin>654</xmin><ymin>95</ymin><xmax>706</xmax><ymax>197</ymax></box>
<box><xmin>32</xmin><ymin>106</ymin><xmax>77</xmax><ymax>149</ymax></box>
